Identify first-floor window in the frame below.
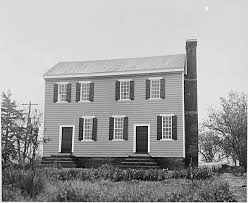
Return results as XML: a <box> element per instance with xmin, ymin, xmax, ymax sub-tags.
<box><xmin>114</xmin><ymin>117</ymin><xmax>124</xmax><ymax>139</ymax></box>
<box><xmin>58</xmin><ymin>84</ymin><xmax>67</xmax><ymax>102</ymax></box>
<box><xmin>84</xmin><ymin>118</ymin><xmax>93</xmax><ymax>140</ymax></box>
<box><xmin>162</xmin><ymin>116</ymin><xmax>172</xmax><ymax>140</ymax></box>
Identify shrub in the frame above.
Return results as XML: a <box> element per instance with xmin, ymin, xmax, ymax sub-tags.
<box><xmin>172</xmin><ymin>167</ymin><xmax>214</xmax><ymax>180</ymax></box>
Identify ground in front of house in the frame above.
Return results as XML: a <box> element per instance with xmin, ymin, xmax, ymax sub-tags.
<box><xmin>2</xmin><ymin>167</ymin><xmax>246</xmax><ymax>202</ymax></box>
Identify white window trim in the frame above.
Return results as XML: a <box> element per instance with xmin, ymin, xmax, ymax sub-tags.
<box><xmin>80</xmin><ymin>81</ymin><xmax>91</xmax><ymax>102</ymax></box>
<box><xmin>119</xmin><ymin>80</ymin><xmax>131</xmax><ymax>101</ymax></box>
<box><xmin>118</xmin><ymin>79</ymin><xmax>132</xmax><ymax>82</ymax></box>
<box><xmin>56</xmin><ymin>82</ymin><xmax>69</xmax><ymax>84</ymax></box>
<box><xmin>113</xmin><ymin>116</ymin><xmax>125</xmax><ymax>141</ymax></box>
<box><xmin>79</xmin><ymin>81</ymin><xmax>92</xmax><ymax>84</ymax></box>
<box><xmin>149</xmin><ymin>78</ymin><xmax>161</xmax><ymax>99</ymax></box>
<box><xmin>57</xmin><ymin>83</ymin><xmax>68</xmax><ymax>103</ymax></box>
<box><xmin>112</xmin><ymin>115</ymin><xmax>125</xmax><ymax>118</ymax></box>
<box><xmin>148</xmin><ymin>77</ymin><xmax>163</xmax><ymax>80</ymax></box>
<box><xmin>82</xmin><ymin>117</ymin><xmax>94</xmax><ymax>141</ymax></box>
<box><xmin>58</xmin><ymin>125</ymin><xmax>75</xmax><ymax>153</ymax></box>
<box><xmin>161</xmin><ymin>115</ymin><xmax>173</xmax><ymax>141</ymax></box>
<box><xmin>133</xmin><ymin>124</ymin><xmax>150</xmax><ymax>153</ymax></box>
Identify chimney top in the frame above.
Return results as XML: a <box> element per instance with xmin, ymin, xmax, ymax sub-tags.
<box><xmin>186</xmin><ymin>39</ymin><xmax>197</xmax><ymax>50</ymax></box>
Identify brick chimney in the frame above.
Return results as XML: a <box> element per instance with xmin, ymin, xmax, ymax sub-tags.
<box><xmin>184</xmin><ymin>39</ymin><xmax>198</xmax><ymax>167</ymax></box>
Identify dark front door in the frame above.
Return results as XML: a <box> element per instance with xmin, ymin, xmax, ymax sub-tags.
<box><xmin>136</xmin><ymin>126</ymin><xmax>148</xmax><ymax>153</ymax></box>
<box><xmin>61</xmin><ymin>127</ymin><xmax>73</xmax><ymax>153</ymax></box>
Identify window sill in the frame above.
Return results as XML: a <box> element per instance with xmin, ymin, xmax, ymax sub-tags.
<box><xmin>118</xmin><ymin>99</ymin><xmax>133</xmax><ymax>102</ymax></box>
<box><xmin>148</xmin><ymin>98</ymin><xmax>162</xmax><ymax>101</ymax></box>
<box><xmin>112</xmin><ymin>139</ymin><xmax>125</xmax><ymax>141</ymax></box>
<box><xmin>160</xmin><ymin>139</ymin><xmax>174</xmax><ymax>141</ymax></box>
<box><xmin>81</xmin><ymin>140</ymin><xmax>94</xmax><ymax>142</ymax></box>
<box><xmin>78</xmin><ymin>100</ymin><xmax>91</xmax><ymax>103</ymax></box>
<box><xmin>56</xmin><ymin>101</ymin><xmax>68</xmax><ymax>103</ymax></box>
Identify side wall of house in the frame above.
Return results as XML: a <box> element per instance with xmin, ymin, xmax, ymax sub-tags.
<box><xmin>43</xmin><ymin>72</ymin><xmax>184</xmax><ymax>158</ymax></box>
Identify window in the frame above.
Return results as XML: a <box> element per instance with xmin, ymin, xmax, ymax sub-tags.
<box><xmin>150</xmin><ymin>79</ymin><xmax>160</xmax><ymax>99</ymax></box>
<box><xmin>58</xmin><ymin>84</ymin><xmax>67</xmax><ymax>102</ymax></box>
<box><xmin>162</xmin><ymin>116</ymin><xmax>172</xmax><ymax>140</ymax></box>
<box><xmin>114</xmin><ymin>117</ymin><xmax>124</xmax><ymax>139</ymax></box>
<box><xmin>83</xmin><ymin>118</ymin><xmax>93</xmax><ymax>140</ymax></box>
<box><xmin>81</xmin><ymin>82</ymin><xmax>90</xmax><ymax>101</ymax></box>
<box><xmin>120</xmin><ymin>81</ymin><xmax>130</xmax><ymax>100</ymax></box>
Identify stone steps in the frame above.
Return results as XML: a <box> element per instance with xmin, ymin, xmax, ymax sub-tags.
<box><xmin>41</xmin><ymin>155</ymin><xmax>78</xmax><ymax>168</ymax></box>
<box><xmin>118</xmin><ymin>155</ymin><xmax>160</xmax><ymax>169</ymax></box>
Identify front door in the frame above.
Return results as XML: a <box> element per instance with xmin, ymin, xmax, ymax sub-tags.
<box><xmin>136</xmin><ymin>126</ymin><xmax>148</xmax><ymax>153</ymax></box>
<box><xmin>61</xmin><ymin>127</ymin><xmax>73</xmax><ymax>153</ymax></box>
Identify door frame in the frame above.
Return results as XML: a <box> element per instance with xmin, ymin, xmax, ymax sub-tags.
<box><xmin>58</xmin><ymin>125</ymin><xmax>75</xmax><ymax>153</ymax></box>
<box><xmin>133</xmin><ymin>124</ymin><xmax>150</xmax><ymax>153</ymax></box>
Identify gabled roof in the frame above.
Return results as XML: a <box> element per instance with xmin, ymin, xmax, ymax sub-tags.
<box><xmin>44</xmin><ymin>54</ymin><xmax>185</xmax><ymax>79</ymax></box>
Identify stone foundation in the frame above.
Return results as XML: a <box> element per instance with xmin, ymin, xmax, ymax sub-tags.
<box><xmin>76</xmin><ymin>156</ymin><xmax>185</xmax><ymax>169</ymax></box>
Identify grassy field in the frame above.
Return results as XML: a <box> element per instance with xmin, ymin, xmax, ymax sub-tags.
<box><xmin>2</xmin><ymin>165</ymin><xmax>246</xmax><ymax>202</ymax></box>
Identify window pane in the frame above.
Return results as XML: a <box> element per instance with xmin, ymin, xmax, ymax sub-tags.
<box><xmin>120</xmin><ymin>81</ymin><xmax>130</xmax><ymax>100</ymax></box>
<box><xmin>81</xmin><ymin>83</ymin><xmax>90</xmax><ymax>101</ymax></box>
<box><xmin>59</xmin><ymin>84</ymin><xmax>67</xmax><ymax>101</ymax></box>
<box><xmin>114</xmin><ymin>117</ymin><xmax>124</xmax><ymax>139</ymax></box>
<box><xmin>150</xmin><ymin>79</ymin><xmax>160</xmax><ymax>98</ymax></box>
<box><xmin>84</xmin><ymin>118</ymin><xmax>93</xmax><ymax>140</ymax></box>
<box><xmin>162</xmin><ymin>116</ymin><xmax>172</xmax><ymax>139</ymax></box>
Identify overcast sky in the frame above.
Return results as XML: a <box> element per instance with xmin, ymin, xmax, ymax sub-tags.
<box><xmin>0</xmin><ymin>0</ymin><xmax>247</xmax><ymax>122</ymax></box>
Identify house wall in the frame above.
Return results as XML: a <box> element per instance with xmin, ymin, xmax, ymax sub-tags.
<box><xmin>43</xmin><ymin>71</ymin><xmax>184</xmax><ymax>158</ymax></box>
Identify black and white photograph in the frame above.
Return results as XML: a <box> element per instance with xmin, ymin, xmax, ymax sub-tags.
<box><xmin>0</xmin><ymin>0</ymin><xmax>247</xmax><ymax>202</ymax></box>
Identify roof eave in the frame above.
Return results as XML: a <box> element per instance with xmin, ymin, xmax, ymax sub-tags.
<box><xmin>43</xmin><ymin>68</ymin><xmax>184</xmax><ymax>79</ymax></box>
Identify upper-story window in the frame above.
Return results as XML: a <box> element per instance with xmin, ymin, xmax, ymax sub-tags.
<box><xmin>76</xmin><ymin>81</ymin><xmax>94</xmax><ymax>102</ymax></box>
<box><xmin>81</xmin><ymin>82</ymin><xmax>90</xmax><ymax>101</ymax></box>
<box><xmin>146</xmin><ymin>77</ymin><xmax>165</xmax><ymax>100</ymax></box>
<box><xmin>53</xmin><ymin>82</ymin><xmax>71</xmax><ymax>103</ymax></box>
<box><xmin>58</xmin><ymin>84</ymin><xmax>67</xmax><ymax>102</ymax></box>
<box><xmin>150</xmin><ymin>79</ymin><xmax>160</xmax><ymax>99</ymax></box>
<box><xmin>115</xmin><ymin>79</ymin><xmax>134</xmax><ymax>101</ymax></box>
<box><xmin>120</xmin><ymin>81</ymin><xmax>130</xmax><ymax>100</ymax></box>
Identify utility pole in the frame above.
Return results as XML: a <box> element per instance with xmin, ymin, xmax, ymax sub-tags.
<box><xmin>21</xmin><ymin>101</ymin><xmax>38</xmax><ymax>168</ymax></box>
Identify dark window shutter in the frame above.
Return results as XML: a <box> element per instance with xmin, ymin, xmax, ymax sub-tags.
<box><xmin>160</xmin><ymin>78</ymin><xmax>165</xmax><ymax>99</ymax></box>
<box><xmin>172</xmin><ymin>116</ymin><xmax>177</xmax><ymax>140</ymax></box>
<box><xmin>89</xmin><ymin>83</ymin><xmax>94</xmax><ymax>102</ymax></box>
<box><xmin>115</xmin><ymin>81</ymin><xmax>120</xmax><ymax>101</ymax></box>
<box><xmin>130</xmin><ymin>81</ymin><xmax>134</xmax><ymax>100</ymax></box>
<box><xmin>157</xmin><ymin>116</ymin><xmax>162</xmax><ymax>140</ymax></box>
<box><xmin>109</xmin><ymin>117</ymin><xmax>114</xmax><ymax>140</ymax></box>
<box><xmin>123</xmin><ymin>117</ymin><xmax>128</xmax><ymax>140</ymax></box>
<box><xmin>79</xmin><ymin>118</ymin><xmax>84</xmax><ymax>141</ymax></box>
<box><xmin>76</xmin><ymin>83</ymin><xmax>81</xmax><ymax>102</ymax></box>
<box><xmin>146</xmin><ymin>79</ymin><xmax>150</xmax><ymax>100</ymax></box>
<box><xmin>92</xmin><ymin>118</ymin><xmax>97</xmax><ymax>141</ymax></box>
<box><xmin>53</xmin><ymin>84</ymin><xmax>58</xmax><ymax>103</ymax></box>
<box><xmin>66</xmin><ymin>83</ymin><xmax>71</xmax><ymax>102</ymax></box>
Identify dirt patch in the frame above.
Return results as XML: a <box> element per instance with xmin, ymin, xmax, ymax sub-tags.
<box><xmin>220</xmin><ymin>173</ymin><xmax>247</xmax><ymax>202</ymax></box>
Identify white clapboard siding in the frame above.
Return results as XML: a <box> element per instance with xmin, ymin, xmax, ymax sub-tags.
<box><xmin>43</xmin><ymin>72</ymin><xmax>184</xmax><ymax>157</ymax></box>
